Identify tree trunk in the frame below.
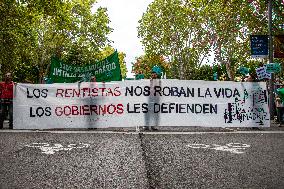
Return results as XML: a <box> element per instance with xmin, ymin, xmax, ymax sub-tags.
<box><xmin>179</xmin><ymin>61</ymin><xmax>184</xmax><ymax>80</ymax></box>
<box><xmin>225</xmin><ymin>62</ymin><xmax>234</xmax><ymax>81</ymax></box>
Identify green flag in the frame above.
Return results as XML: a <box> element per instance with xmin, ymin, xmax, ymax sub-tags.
<box><xmin>48</xmin><ymin>51</ymin><xmax>122</xmax><ymax>83</ymax></box>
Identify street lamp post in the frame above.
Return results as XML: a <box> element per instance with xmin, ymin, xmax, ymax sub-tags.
<box><xmin>268</xmin><ymin>0</ymin><xmax>274</xmax><ymax>119</ymax></box>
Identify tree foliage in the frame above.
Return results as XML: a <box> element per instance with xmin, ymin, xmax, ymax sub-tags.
<box><xmin>138</xmin><ymin>0</ymin><xmax>284</xmax><ymax>80</ymax></box>
<box><xmin>138</xmin><ymin>0</ymin><xmax>212</xmax><ymax>79</ymax></box>
<box><xmin>132</xmin><ymin>54</ymin><xmax>171</xmax><ymax>79</ymax></box>
<box><xmin>0</xmin><ymin>0</ymin><xmax>127</xmax><ymax>82</ymax></box>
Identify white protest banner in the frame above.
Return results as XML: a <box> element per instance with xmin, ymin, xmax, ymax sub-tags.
<box><xmin>14</xmin><ymin>80</ymin><xmax>270</xmax><ymax>129</ymax></box>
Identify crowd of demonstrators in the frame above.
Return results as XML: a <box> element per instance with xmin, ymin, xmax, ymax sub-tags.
<box><xmin>0</xmin><ymin>73</ymin><xmax>15</xmax><ymax>129</ymax></box>
<box><xmin>4</xmin><ymin>65</ymin><xmax>282</xmax><ymax>130</ymax></box>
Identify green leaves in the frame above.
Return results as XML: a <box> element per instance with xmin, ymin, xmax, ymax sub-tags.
<box><xmin>132</xmin><ymin>54</ymin><xmax>170</xmax><ymax>79</ymax></box>
<box><xmin>0</xmin><ymin>0</ymin><xmax>115</xmax><ymax>83</ymax></box>
<box><xmin>138</xmin><ymin>0</ymin><xmax>284</xmax><ymax>80</ymax></box>
<box><xmin>138</xmin><ymin>0</ymin><xmax>213</xmax><ymax>79</ymax></box>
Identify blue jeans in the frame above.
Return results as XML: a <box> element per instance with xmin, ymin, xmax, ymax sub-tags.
<box><xmin>0</xmin><ymin>100</ymin><xmax>13</xmax><ymax>129</ymax></box>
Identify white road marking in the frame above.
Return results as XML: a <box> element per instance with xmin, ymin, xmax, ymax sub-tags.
<box><xmin>25</xmin><ymin>142</ymin><xmax>90</xmax><ymax>155</ymax></box>
<box><xmin>1</xmin><ymin>130</ymin><xmax>283</xmax><ymax>134</ymax></box>
<box><xmin>187</xmin><ymin>143</ymin><xmax>251</xmax><ymax>154</ymax></box>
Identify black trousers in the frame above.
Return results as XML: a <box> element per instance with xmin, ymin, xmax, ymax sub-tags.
<box><xmin>0</xmin><ymin>102</ymin><xmax>13</xmax><ymax>129</ymax></box>
<box><xmin>277</xmin><ymin>107</ymin><xmax>284</xmax><ymax>124</ymax></box>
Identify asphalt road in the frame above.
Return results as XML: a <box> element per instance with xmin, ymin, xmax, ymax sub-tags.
<box><xmin>0</xmin><ymin>129</ymin><xmax>283</xmax><ymax>189</ymax></box>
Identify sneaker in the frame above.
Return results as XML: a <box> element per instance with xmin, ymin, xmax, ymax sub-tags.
<box><xmin>87</xmin><ymin>128</ymin><xmax>97</xmax><ymax>130</ymax></box>
<box><xmin>143</xmin><ymin>127</ymin><xmax>150</xmax><ymax>131</ymax></box>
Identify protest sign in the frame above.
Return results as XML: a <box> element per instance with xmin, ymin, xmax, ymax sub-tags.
<box><xmin>48</xmin><ymin>51</ymin><xmax>122</xmax><ymax>83</ymax></box>
<box><xmin>256</xmin><ymin>66</ymin><xmax>271</xmax><ymax>80</ymax></box>
<box><xmin>14</xmin><ymin>80</ymin><xmax>270</xmax><ymax>129</ymax></box>
<box><xmin>265</xmin><ymin>63</ymin><xmax>281</xmax><ymax>73</ymax></box>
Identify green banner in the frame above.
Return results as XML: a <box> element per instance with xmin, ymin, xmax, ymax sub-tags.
<box><xmin>48</xmin><ymin>51</ymin><xmax>122</xmax><ymax>83</ymax></box>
